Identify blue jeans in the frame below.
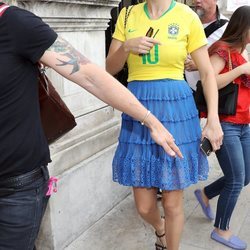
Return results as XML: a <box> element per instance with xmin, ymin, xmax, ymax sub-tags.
<box><xmin>204</xmin><ymin>122</ymin><xmax>250</xmax><ymax>230</ymax></box>
<box><xmin>0</xmin><ymin>166</ymin><xmax>50</xmax><ymax>250</ymax></box>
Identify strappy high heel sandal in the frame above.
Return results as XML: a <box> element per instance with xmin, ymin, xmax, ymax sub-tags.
<box><xmin>155</xmin><ymin>231</ymin><xmax>167</xmax><ymax>250</ymax></box>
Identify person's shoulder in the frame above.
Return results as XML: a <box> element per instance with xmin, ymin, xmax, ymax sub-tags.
<box><xmin>217</xmin><ymin>16</ymin><xmax>228</xmax><ymax>32</ymax></box>
<box><xmin>4</xmin><ymin>5</ymin><xmax>42</xmax><ymax>28</ymax></box>
<box><xmin>128</xmin><ymin>2</ymin><xmax>145</xmax><ymax>14</ymax></box>
<box><xmin>120</xmin><ymin>3</ymin><xmax>144</xmax><ymax>12</ymax></box>
<box><xmin>209</xmin><ymin>41</ymin><xmax>229</xmax><ymax>58</ymax></box>
<box><xmin>174</xmin><ymin>2</ymin><xmax>199</xmax><ymax>19</ymax></box>
<box><xmin>132</xmin><ymin>2</ymin><xmax>145</xmax><ymax>9</ymax></box>
<box><xmin>6</xmin><ymin>5</ymin><xmax>36</xmax><ymax>19</ymax></box>
<box><xmin>119</xmin><ymin>3</ymin><xmax>145</xmax><ymax>22</ymax></box>
<box><xmin>119</xmin><ymin>3</ymin><xmax>144</xmax><ymax>18</ymax></box>
<box><xmin>174</xmin><ymin>2</ymin><xmax>194</xmax><ymax>14</ymax></box>
<box><xmin>220</xmin><ymin>13</ymin><xmax>229</xmax><ymax>21</ymax></box>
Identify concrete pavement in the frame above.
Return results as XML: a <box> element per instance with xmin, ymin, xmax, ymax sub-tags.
<box><xmin>65</xmin><ymin>154</ymin><xmax>250</xmax><ymax>250</ymax></box>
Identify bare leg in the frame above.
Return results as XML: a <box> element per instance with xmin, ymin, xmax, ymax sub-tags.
<box><xmin>133</xmin><ymin>187</ymin><xmax>166</xmax><ymax>247</ymax></box>
<box><xmin>162</xmin><ymin>190</ymin><xmax>184</xmax><ymax>250</ymax></box>
<box><xmin>201</xmin><ymin>188</ymin><xmax>210</xmax><ymax>206</ymax></box>
<box><xmin>214</xmin><ymin>228</ymin><xmax>233</xmax><ymax>239</ymax></box>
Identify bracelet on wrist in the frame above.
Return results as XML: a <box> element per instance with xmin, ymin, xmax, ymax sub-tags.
<box><xmin>140</xmin><ymin>110</ymin><xmax>151</xmax><ymax>126</ymax></box>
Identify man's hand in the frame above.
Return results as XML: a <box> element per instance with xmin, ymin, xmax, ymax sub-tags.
<box><xmin>184</xmin><ymin>57</ymin><xmax>198</xmax><ymax>72</ymax></box>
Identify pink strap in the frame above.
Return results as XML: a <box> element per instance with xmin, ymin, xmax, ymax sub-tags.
<box><xmin>0</xmin><ymin>4</ymin><xmax>9</xmax><ymax>17</ymax></box>
<box><xmin>46</xmin><ymin>177</ymin><xmax>58</xmax><ymax>196</ymax></box>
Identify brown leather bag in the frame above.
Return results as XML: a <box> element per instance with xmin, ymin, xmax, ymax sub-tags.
<box><xmin>38</xmin><ymin>66</ymin><xmax>77</xmax><ymax>144</ymax></box>
<box><xmin>0</xmin><ymin>5</ymin><xmax>76</xmax><ymax>144</ymax></box>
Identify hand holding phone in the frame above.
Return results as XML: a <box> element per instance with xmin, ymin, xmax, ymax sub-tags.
<box><xmin>200</xmin><ymin>137</ymin><xmax>213</xmax><ymax>156</ymax></box>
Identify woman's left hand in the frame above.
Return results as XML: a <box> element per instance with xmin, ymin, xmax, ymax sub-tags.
<box><xmin>202</xmin><ymin>117</ymin><xmax>224</xmax><ymax>152</ymax></box>
<box><xmin>184</xmin><ymin>57</ymin><xmax>197</xmax><ymax>72</ymax></box>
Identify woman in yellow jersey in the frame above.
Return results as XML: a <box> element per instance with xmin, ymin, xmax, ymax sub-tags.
<box><xmin>106</xmin><ymin>0</ymin><xmax>223</xmax><ymax>249</ymax></box>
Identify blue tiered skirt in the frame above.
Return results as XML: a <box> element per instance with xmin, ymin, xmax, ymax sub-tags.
<box><xmin>112</xmin><ymin>79</ymin><xmax>209</xmax><ymax>190</ymax></box>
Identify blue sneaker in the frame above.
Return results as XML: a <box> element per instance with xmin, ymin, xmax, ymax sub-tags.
<box><xmin>211</xmin><ymin>230</ymin><xmax>247</xmax><ymax>250</ymax></box>
<box><xmin>194</xmin><ymin>189</ymin><xmax>215</xmax><ymax>220</ymax></box>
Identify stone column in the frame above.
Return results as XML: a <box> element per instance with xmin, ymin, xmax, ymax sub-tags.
<box><xmin>15</xmin><ymin>1</ymin><xmax>129</xmax><ymax>249</ymax></box>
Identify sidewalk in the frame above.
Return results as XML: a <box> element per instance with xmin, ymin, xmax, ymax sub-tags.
<box><xmin>66</xmin><ymin>155</ymin><xmax>250</xmax><ymax>250</ymax></box>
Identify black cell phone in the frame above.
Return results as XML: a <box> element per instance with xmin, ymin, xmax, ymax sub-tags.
<box><xmin>200</xmin><ymin>137</ymin><xmax>213</xmax><ymax>156</ymax></box>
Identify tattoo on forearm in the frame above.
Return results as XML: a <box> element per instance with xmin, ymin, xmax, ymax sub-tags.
<box><xmin>48</xmin><ymin>36</ymin><xmax>90</xmax><ymax>75</ymax></box>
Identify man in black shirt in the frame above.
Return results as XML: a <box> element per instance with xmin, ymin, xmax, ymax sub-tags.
<box><xmin>0</xmin><ymin>2</ymin><xmax>190</xmax><ymax>249</ymax></box>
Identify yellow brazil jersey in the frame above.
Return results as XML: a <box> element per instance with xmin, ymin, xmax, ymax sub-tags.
<box><xmin>113</xmin><ymin>1</ymin><xmax>207</xmax><ymax>81</ymax></box>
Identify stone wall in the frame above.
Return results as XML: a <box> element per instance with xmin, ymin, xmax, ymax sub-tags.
<box><xmin>14</xmin><ymin>0</ymin><xmax>129</xmax><ymax>249</ymax></box>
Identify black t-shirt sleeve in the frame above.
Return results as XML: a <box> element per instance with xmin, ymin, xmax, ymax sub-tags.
<box><xmin>7</xmin><ymin>7</ymin><xmax>58</xmax><ymax>63</ymax></box>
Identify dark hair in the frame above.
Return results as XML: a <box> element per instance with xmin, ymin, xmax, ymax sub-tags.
<box><xmin>218</xmin><ymin>5</ymin><xmax>250</xmax><ymax>52</ymax></box>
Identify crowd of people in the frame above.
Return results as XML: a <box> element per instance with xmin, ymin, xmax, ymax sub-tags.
<box><xmin>0</xmin><ymin>0</ymin><xmax>249</xmax><ymax>250</ymax></box>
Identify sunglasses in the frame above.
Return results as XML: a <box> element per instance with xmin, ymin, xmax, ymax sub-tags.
<box><xmin>145</xmin><ymin>27</ymin><xmax>159</xmax><ymax>38</ymax></box>
<box><xmin>139</xmin><ymin>27</ymin><xmax>159</xmax><ymax>56</ymax></box>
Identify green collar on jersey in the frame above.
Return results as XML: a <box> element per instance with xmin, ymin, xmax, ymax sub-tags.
<box><xmin>144</xmin><ymin>0</ymin><xmax>176</xmax><ymax>20</ymax></box>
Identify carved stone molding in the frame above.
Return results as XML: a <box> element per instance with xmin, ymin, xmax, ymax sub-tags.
<box><xmin>39</xmin><ymin>17</ymin><xmax>110</xmax><ymax>32</ymax></box>
<box><xmin>17</xmin><ymin>0</ymin><xmax>120</xmax><ymax>7</ymax></box>
<box><xmin>16</xmin><ymin>0</ymin><xmax>121</xmax><ymax>31</ymax></box>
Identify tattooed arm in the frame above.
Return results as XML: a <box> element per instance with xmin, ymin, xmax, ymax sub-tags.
<box><xmin>40</xmin><ymin>36</ymin><xmax>183</xmax><ymax>158</ymax></box>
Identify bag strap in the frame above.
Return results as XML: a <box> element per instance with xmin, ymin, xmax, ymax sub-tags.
<box><xmin>0</xmin><ymin>4</ymin><xmax>9</xmax><ymax>17</ymax></box>
<box><xmin>228</xmin><ymin>49</ymin><xmax>237</xmax><ymax>84</ymax></box>
<box><xmin>204</xmin><ymin>19</ymin><xmax>228</xmax><ymax>38</ymax></box>
<box><xmin>204</xmin><ymin>5</ymin><xmax>228</xmax><ymax>38</ymax></box>
<box><xmin>124</xmin><ymin>5</ymin><xmax>134</xmax><ymax>29</ymax></box>
<box><xmin>228</xmin><ymin>50</ymin><xmax>233</xmax><ymax>71</ymax></box>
